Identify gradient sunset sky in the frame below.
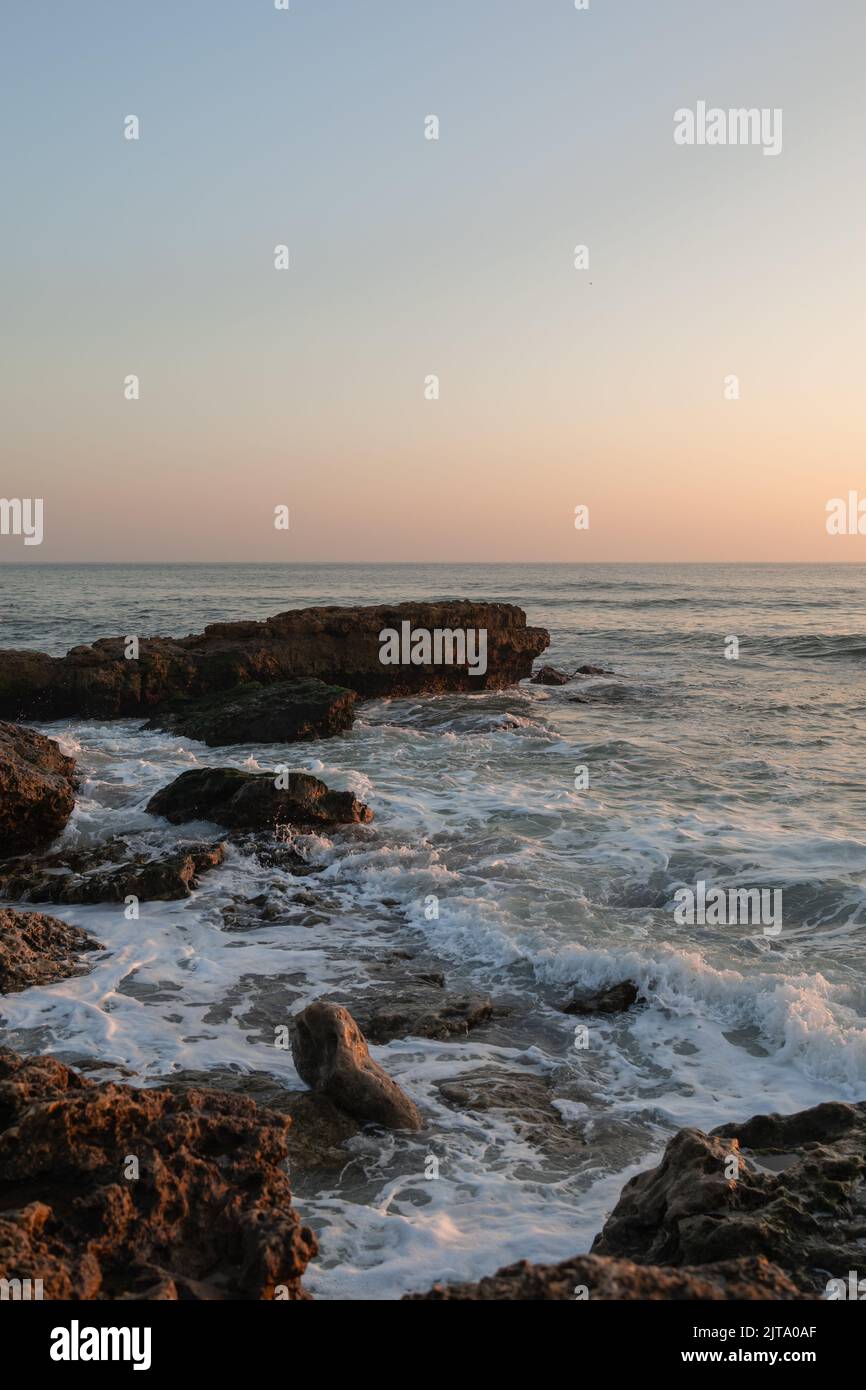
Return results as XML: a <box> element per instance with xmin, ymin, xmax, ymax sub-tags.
<box><xmin>2</xmin><ymin>0</ymin><xmax>865</xmax><ymax>562</ymax></box>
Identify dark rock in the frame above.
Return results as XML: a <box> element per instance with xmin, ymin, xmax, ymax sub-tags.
<box><xmin>146</xmin><ymin>767</ymin><xmax>372</xmax><ymax>832</ymax></box>
<box><xmin>291</xmin><ymin>1001</ymin><xmax>421</xmax><ymax>1131</ymax></box>
<box><xmin>562</xmin><ymin>980</ymin><xmax>639</xmax><ymax>1015</ymax></box>
<box><xmin>436</xmin><ymin>1068</ymin><xmax>586</xmax><ymax>1163</ymax></box>
<box><xmin>0</xmin><ymin>839</ymin><xmax>226</xmax><ymax>904</ymax></box>
<box><xmin>0</xmin><ymin>1049</ymin><xmax>317</xmax><ymax>1299</ymax></box>
<box><xmin>575</xmin><ymin>664</ymin><xmax>615</xmax><ymax>676</ymax></box>
<box><xmin>0</xmin><ymin>721</ymin><xmax>76</xmax><ymax>855</ymax></box>
<box><xmin>0</xmin><ymin>909</ymin><xmax>102</xmax><ymax>993</ymax></box>
<box><xmin>356</xmin><ymin>987</ymin><xmax>493</xmax><ymax>1045</ymax></box>
<box><xmin>145</xmin><ymin>678</ymin><xmax>357</xmax><ymax>747</ymax></box>
<box><xmin>404</xmin><ymin>1253</ymin><xmax>808</xmax><ymax>1300</ymax></box>
<box><xmin>530</xmin><ymin>665</ymin><xmax>571</xmax><ymax>686</ymax></box>
<box><xmin>0</xmin><ymin>602</ymin><xmax>550</xmax><ymax>719</ymax></box>
<box><xmin>591</xmin><ymin>1100</ymin><xmax>866</xmax><ymax>1294</ymax></box>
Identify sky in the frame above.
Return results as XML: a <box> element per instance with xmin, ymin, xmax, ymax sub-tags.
<box><xmin>1</xmin><ymin>0</ymin><xmax>865</xmax><ymax>563</ymax></box>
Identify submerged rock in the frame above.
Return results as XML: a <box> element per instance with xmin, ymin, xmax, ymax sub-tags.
<box><xmin>146</xmin><ymin>767</ymin><xmax>372</xmax><ymax>832</ymax></box>
<box><xmin>0</xmin><ymin>909</ymin><xmax>102</xmax><ymax>993</ymax></box>
<box><xmin>530</xmin><ymin>665</ymin><xmax>571</xmax><ymax>686</ymax></box>
<box><xmin>436</xmin><ymin>1068</ymin><xmax>586</xmax><ymax>1163</ymax></box>
<box><xmin>0</xmin><ymin>602</ymin><xmax>550</xmax><ymax>719</ymax></box>
<box><xmin>0</xmin><ymin>840</ymin><xmax>226</xmax><ymax>904</ymax></box>
<box><xmin>0</xmin><ymin>721</ymin><xmax>76</xmax><ymax>855</ymax></box>
<box><xmin>145</xmin><ymin>678</ymin><xmax>357</xmax><ymax>746</ymax></box>
<box><xmin>291</xmin><ymin>1001</ymin><xmax>421</xmax><ymax>1131</ymax></box>
<box><xmin>404</xmin><ymin>1253</ymin><xmax>807</xmax><ymax>1300</ymax></box>
<box><xmin>562</xmin><ymin>981</ymin><xmax>639</xmax><ymax>1015</ymax></box>
<box><xmin>0</xmin><ymin>1050</ymin><xmax>317</xmax><ymax>1299</ymax></box>
<box><xmin>355</xmin><ymin>984</ymin><xmax>494</xmax><ymax>1045</ymax></box>
<box><xmin>591</xmin><ymin>1100</ymin><xmax>866</xmax><ymax>1294</ymax></box>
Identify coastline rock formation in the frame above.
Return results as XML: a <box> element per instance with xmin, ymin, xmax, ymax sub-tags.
<box><xmin>146</xmin><ymin>768</ymin><xmax>372</xmax><ymax>832</ymax></box>
<box><xmin>0</xmin><ymin>909</ymin><xmax>102</xmax><ymax>993</ymax></box>
<box><xmin>0</xmin><ymin>602</ymin><xmax>550</xmax><ymax>722</ymax></box>
<box><xmin>405</xmin><ymin>1253</ymin><xmax>807</xmax><ymax>1300</ymax></box>
<box><xmin>291</xmin><ymin>1001</ymin><xmax>422</xmax><ymax>1131</ymax></box>
<box><xmin>145</xmin><ymin>678</ymin><xmax>357</xmax><ymax>747</ymax></box>
<box><xmin>591</xmin><ymin>1101</ymin><xmax>866</xmax><ymax>1295</ymax></box>
<box><xmin>0</xmin><ymin>721</ymin><xmax>76</xmax><ymax>855</ymax></box>
<box><xmin>0</xmin><ymin>1050</ymin><xmax>317</xmax><ymax>1299</ymax></box>
<box><xmin>0</xmin><ymin>840</ymin><xmax>226</xmax><ymax>905</ymax></box>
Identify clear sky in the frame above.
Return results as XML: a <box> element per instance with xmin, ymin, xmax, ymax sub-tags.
<box><xmin>2</xmin><ymin>0</ymin><xmax>865</xmax><ymax>562</ymax></box>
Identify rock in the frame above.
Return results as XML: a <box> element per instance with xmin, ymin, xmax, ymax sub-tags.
<box><xmin>0</xmin><ymin>1049</ymin><xmax>317</xmax><ymax>1299</ymax></box>
<box><xmin>575</xmin><ymin>664</ymin><xmax>615</xmax><ymax>676</ymax></box>
<box><xmin>0</xmin><ymin>602</ymin><xmax>550</xmax><ymax>720</ymax></box>
<box><xmin>0</xmin><ymin>840</ymin><xmax>226</xmax><ymax>904</ymax></box>
<box><xmin>591</xmin><ymin>1100</ymin><xmax>866</xmax><ymax>1294</ymax></box>
<box><xmin>0</xmin><ymin>721</ymin><xmax>76</xmax><ymax>855</ymax></box>
<box><xmin>436</xmin><ymin>1068</ymin><xmax>586</xmax><ymax>1163</ymax></box>
<box><xmin>146</xmin><ymin>768</ymin><xmax>372</xmax><ymax>832</ymax></box>
<box><xmin>145</xmin><ymin>678</ymin><xmax>357</xmax><ymax>747</ymax></box>
<box><xmin>291</xmin><ymin>1002</ymin><xmax>421</xmax><ymax>1131</ymax></box>
<box><xmin>404</xmin><ymin>1253</ymin><xmax>808</xmax><ymax>1300</ymax></box>
<box><xmin>530</xmin><ymin>665</ymin><xmax>571</xmax><ymax>686</ymax></box>
<box><xmin>561</xmin><ymin>981</ymin><xmax>639</xmax><ymax>1015</ymax></box>
<box><xmin>0</xmin><ymin>909</ymin><xmax>102</xmax><ymax>993</ymax></box>
<box><xmin>356</xmin><ymin>986</ymin><xmax>494</xmax><ymax>1045</ymax></box>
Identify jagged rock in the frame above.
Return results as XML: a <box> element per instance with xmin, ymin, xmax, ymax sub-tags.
<box><xmin>404</xmin><ymin>1253</ymin><xmax>808</xmax><ymax>1300</ymax></box>
<box><xmin>0</xmin><ymin>721</ymin><xmax>76</xmax><ymax>855</ymax></box>
<box><xmin>146</xmin><ymin>768</ymin><xmax>372</xmax><ymax>832</ymax></box>
<box><xmin>0</xmin><ymin>602</ymin><xmax>549</xmax><ymax>719</ymax></box>
<box><xmin>145</xmin><ymin>678</ymin><xmax>357</xmax><ymax>747</ymax></box>
<box><xmin>562</xmin><ymin>981</ymin><xmax>639</xmax><ymax>1015</ymax></box>
<box><xmin>0</xmin><ymin>840</ymin><xmax>226</xmax><ymax>904</ymax></box>
<box><xmin>591</xmin><ymin>1100</ymin><xmax>866</xmax><ymax>1294</ymax></box>
<box><xmin>0</xmin><ymin>1050</ymin><xmax>317</xmax><ymax>1299</ymax></box>
<box><xmin>291</xmin><ymin>1001</ymin><xmax>421</xmax><ymax>1131</ymax></box>
<box><xmin>0</xmin><ymin>909</ymin><xmax>102</xmax><ymax>993</ymax></box>
<box><xmin>531</xmin><ymin>665</ymin><xmax>571</xmax><ymax>686</ymax></box>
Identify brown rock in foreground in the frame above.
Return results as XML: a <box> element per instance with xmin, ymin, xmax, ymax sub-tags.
<box><xmin>0</xmin><ymin>909</ymin><xmax>102</xmax><ymax>993</ymax></box>
<box><xmin>404</xmin><ymin>1253</ymin><xmax>808</xmax><ymax>1300</ymax></box>
<box><xmin>146</xmin><ymin>767</ymin><xmax>372</xmax><ymax>831</ymax></box>
<box><xmin>0</xmin><ymin>721</ymin><xmax>76</xmax><ymax>855</ymax></box>
<box><xmin>591</xmin><ymin>1100</ymin><xmax>866</xmax><ymax>1294</ymax></box>
<box><xmin>0</xmin><ymin>602</ymin><xmax>550</xmax><ymax>720</ymax></box>
<box><xmin>0</xmin><ymin>1050</ymin><xmax>317</xmax><ymax>1299</ymax></box>
<box><xmin>291</xmin><ymin>1001</ymin><xmax>422</xmax><ymax>1131</ymax></box>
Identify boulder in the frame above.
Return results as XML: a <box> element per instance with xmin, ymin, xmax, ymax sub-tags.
<box><xmin>0</xmin><ymin>909</ymin><xmax>102</xmax><ymax>993</ymax></box>
<box><xmin>291</xmin><ymin>1001</ymin><xmax>421</xmax><ymax>1131</ymax></box>
<box><xmin>0</xmin><ymin>1050</ymin><xmax>317</xmax><ymax>1299</ymax></box>
<box><xmin>0</xmin><ymin>840</ymin><xmax>226</xmax><ymax>904</ymax></box>
<box><xmin>145</xmin><ymin>678</ymin><xmax>357</xmax><ymax>746</ymax></box>
<box><xmin>591</xmin><ymin>1100</ymin><xmax>866</xmax><ymax>1294</ymax></box>
<box><xmin>561</xmin><ymin>981</ymin><xmax>639</xmax><ymax>1015</ymax></box>
<box><xmin>0</xmin><ymin>602</ymin><xmax>550</xmax><ymax>719</ymax></box>
<box><xmin>146</xmin><ymin>768</ymin><xmax>372</xmax><ymax>832</ymax></box>
<box><xmin>0</xmin><ymin>721</ymin><xmax>76</xmax><ymax>855</ymax></box>
<box><xmin>404</xmin><ymin>1253</ymin><xmax>808</xmax><ymax>1300</ymax></box>
<box><xmin>530</xmin><ymin>665</ymin><xmax>571</xmax><ymax>686</ymax></box>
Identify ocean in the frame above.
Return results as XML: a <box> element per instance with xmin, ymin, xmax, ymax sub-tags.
<box><xmin>2</xmin><ymin>562</ymin><xmax>865</xmax><ymax>1298</ymax></box>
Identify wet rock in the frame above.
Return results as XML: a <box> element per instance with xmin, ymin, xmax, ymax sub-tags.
<box><xmin>404</xmin><ymin>1253</ymin><xmax>808</xmax><ymax>1300</ymax></box>
<box><xmin>0</xmin><ymin>909</ymin><xmax>102</xmax><ymax>993</ymax></box>
<box><xmin>356</xmin><ymin>984</ymin><xmax>494</xmax><ymax>1044</ymax></box>
<box><xmin>591</xmin><ymin>1100</ymin><xmax>866</xmax><ymax>1294</ymax></box>
<box><xmin>0</xmin><ymin>602</ymin><xmax>550</xmax><ymax>719</ymax></box>
<box><xmin>0</xmin><ymin>721</ymin><xmax>76</xmax><ymax>855</ymax></box>
<box><xmin>146</xmin><ymin>767</ymin><xmax>372</xmax><ymax>832</ymax></box>
<box><xmin>0</xmin><ymin>1049</ymin><xmax>317</xmax><ymax>1299</ymax></box>
<box><xmin>575</xmin><ymin>664</ymin><xmax>615</xmax><ymax>676</ymax></box>
<box><xmin>561</xmin><ymin>981</ymin><xmax>639</xmax><ymax>1015</ymax></box>
<box><xmin>291</xmin><ymin>1001</ymin><xmax>421</xmax><ymax>1131</ymax></box>
<box><xmin>145</xmin><ymin>678</ymin><xmax>357</xmax><ymax>746</ymax></box>
<box><xmin>436</xmin><ymin>1068</ymin><xmax>586</xmax><ymax>1163</ymax></box>
<box><xmin>530</xmin><ymin>665</ymin><xmax>571</xmax><ymax>686</ymax></box>
<box><xmin>0</xmin><ymin>840</ymin><xmax>226</xmax><ymax>904</ymax></box>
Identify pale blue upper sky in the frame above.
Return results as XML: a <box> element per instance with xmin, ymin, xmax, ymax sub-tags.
<box><xmin>2</xmin><ymin>1</ymin><xmax>865</xmax><ymax>561</ymax></box>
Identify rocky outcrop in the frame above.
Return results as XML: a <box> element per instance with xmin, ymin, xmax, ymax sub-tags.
<box><xmin>591</xmin><ymin>1101</ymin><xmax>866</xmax><ymax>1294</ymax></box>
<box><xmin>562</xmin><ymin>981</ymin><xmax>639</xmax><ymax>1015</ymax></box>
<box><xmin>0</xmin><ymin>1050</ymin><xmax>317</xmax><ymax>1299</ymax></box>
<box><xmin>145</xmin><ymin>678</ymin><xmax>357</xmax><ymax>746</ymax></box>
<box><xmin>0</xmin><ymin>602</ymin><xmax>549</xmax><ymax>720</ymax></box>
<box><xmin>291</xmin><ymin>1002</ymin><xmax>421</xmax><ymax>1131</ymax></box>
<box><xmin>0</xmin><ymin>721</ymin><xmax>76</xmax><ymax>855</ymax></box>
<box><xmin>530</xmin><ymin>665</ymin><xmax>571</xmax><ymax>685</ymax></box>
<box><xmin>146</xmin><ymin>768</ymin><xmax>372</xmax><ymax>832</ymax></box>
<box><xmin>0</xmin><ymin>910</ymin><xmax>102</xmax><ymax>993</ymax></box>
<box><xmin>0</xmin><ymin>840</ymin><xmax>226</xmax><ymax>904</ymax></box>
<box><xmin>405</xmin><ymin>1253</ymin><xmax>808</xmax><ymax>1300</ymax></box>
